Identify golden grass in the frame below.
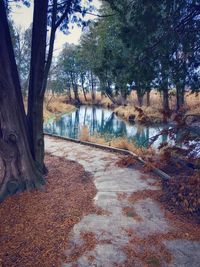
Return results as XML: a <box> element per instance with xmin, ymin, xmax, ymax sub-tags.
<box><xmin>44</xmin><ymin>94</ymin><xmax>76</xmax><ymax>121</ymax></box>
<box><xmin>115</xmin><ymin>90</ymin><xmax>200</xmax><ymax>124</ymax></box>
<box><xmin>79</xmin><ymin>126</ymin><xmax>90</xmax><ymax>142</ymax></box>
<box><xmin>114</xmin><ymin>105</ymin><xmax>164</xmax><ymax>124</ymax></box>
<box><xmin>185</xmin><ymin>92</ymin><xmax>200</xmax><ymax>115</ymax></box>
<box><xmin>78</xmin><ymin>92</ymin><xmax>113</xmax><ymax>108</ymax></box>
<box><xmin>79</xmin><ymin>126</ymin><xmax>155</xmax><ymax>159</ymax></box>
<box><xmin>23</xmin><ymin>94</ymin><xmax>76</xmax><ymax>121</ymax></box>
<box><xmin>25</xmin><ymin>89</ymin><xmax>200</xmax><ymax>125</ymax></box>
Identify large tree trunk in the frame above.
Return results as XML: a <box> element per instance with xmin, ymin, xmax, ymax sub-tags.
<box><xmin>0</xmin><ymin>0</ymin><xmax>44</xmax><ymax>201</ymax></box>
<box><xmin>27</xmin><ymin>0</ymin><xmax>48</xmax><ymax>173</ymax></box>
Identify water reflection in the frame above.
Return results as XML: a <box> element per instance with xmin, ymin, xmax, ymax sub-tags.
<box><xmin>44</xmin><ymin>106</ymin><xmax>169</xmax><ymax>148</ymax></box>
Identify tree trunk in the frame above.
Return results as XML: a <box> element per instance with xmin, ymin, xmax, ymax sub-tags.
<box><xmin>91</xmin><ymin>71</ymin><xmax>95</xmax><ymax>102</ymax></box>
<box><xmin>176</xmin><ymin>85</ymin><xmax>184</xmax><ymax>110</ymax></box>
<box><xmin>146</xmin><ymin>91</ymin><xmax>150</xmax><ymax>107</ymax></box>
<box><xmin>70</xmin><ymin>72</ymin><xmax>80</xmax><ymax>104</ymax></box>
<box><xmin>73</xmin><ymin>84</ymin><xmax>80</xmax><ymax>104</ymax></box>
<box><xmin>27</xmin><ymin>0</ymin><xmax>48</xmax><ymax>173</ymax></box>
<box><xmin>163</xmin><ymin>88</ymin><xmax>170</xmax><ymax>111</ymax></box>
<box><xmin>137</xmin><ymin>91</ymin><xmax>143</xmax><ymax>107</ymax></box>
<box><xmin>120</xmin><ymin>86</ymin><xmax>128</xmax><ymax>105</ymax></box>
<box><xmin>0</xmin><ymin>0</ymin><xmax>44</xmax><ymax>201</ymax></box>
<box><xmin>81</xmin><ymin>75</ymin><xmax>87</xmax><ymax>101</ymax></box>
<box><xmin>66</xmin><ymin>82</ymin><xmax>72</xmax><ymax>101</ymax></box>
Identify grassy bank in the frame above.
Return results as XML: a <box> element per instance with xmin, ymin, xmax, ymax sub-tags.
<box><xmin>64</xmin><ymin>90</ymin><xmax>200</xmax><ymax>124</ymax></box>
<box><xmin>23</xmin><ymin>94</ymin><xmax>76</xmax><ymax>122</ymax></box>
<box><xmin>44</xmin><ymin>94</ymin><xmax>76</xmax><ymax>121</ymax></box>
<box><xmin>79</xmin><ymin>125</ymin><xmax>154</xmax><ymax>158</ymax></box>
<box><xmin>114</xmin><ymin>91</ymin><xmax>200</xmax><ymax>124</ymax></box>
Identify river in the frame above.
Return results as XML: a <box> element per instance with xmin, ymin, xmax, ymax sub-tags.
<box><xmin>44</xmin><ymin>105</ymin><xmax>176</xmax><ymax>148</ymax></box>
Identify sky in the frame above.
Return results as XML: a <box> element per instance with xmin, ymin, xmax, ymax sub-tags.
<box><xmin>11</xmin><ymin>0</ymin><xmax>102</xmax><ymax>56</ymax></box>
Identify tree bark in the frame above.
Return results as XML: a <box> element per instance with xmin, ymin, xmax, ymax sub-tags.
<box><xmin>66</xmin><ymin>82</ymin><xmax>72</xmax><ymax>101</ymax></box>
<box><xmin>176</xmin><ymin>85</ymin><xmax>184</xmax><ymax>110</ymax></box>
<box><xmin>81</xmin><ymin>74</ymin><xmax>87</xmax><ymax>101</ymax></box>
<box><xmin>146</xmin><ymin>91</ymin><xmax>150</xmax><ymax>107</ymax></box>
<box><xmin>91</xmin><ymin>71</ymin><xmax>96</xmax><ymax>102</ymax></box>
<box><xmin>0</xmin><ymin>0</ymin><xmax>44</xmax><ymax>201</ymax></box>
<box><xmin>137</xmin><ymin>91</ymin><xmax>143</xmax><ymax>107</ymax></box>
<box><xmin>70</xmin><ymin>72</ymin><xmax>80</xmax><ymax>104</ymax></box>
<box><xmin>162</xmin><ymin>87</ymin><xmax>170</xmax><ymax>111</ymax></box>
<box><xmin>27</xmin><ymin>0</ymin><xmax>48</xmax><ymax>173</ymax></box>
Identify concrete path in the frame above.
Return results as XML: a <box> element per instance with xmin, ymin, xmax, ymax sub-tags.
<box><xmin>45</xmin><ymin>136</ymin><xmax>200</xmax><ymax>267</ymax></box>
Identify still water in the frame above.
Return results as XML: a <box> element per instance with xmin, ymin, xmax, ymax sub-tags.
<box><xmin>44</xmin><ymin>106</ymin><xmax>172</xmax><ymax>148</ymax></box>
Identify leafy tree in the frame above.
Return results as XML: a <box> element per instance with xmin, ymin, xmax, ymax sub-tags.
<box><xmin>104</xmin><ymin>0</ymin><xmax>200</xmax><ymax>110</ymax></box>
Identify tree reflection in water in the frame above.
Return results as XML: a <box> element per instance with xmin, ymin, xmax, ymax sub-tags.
<box><xmin>44</xmin><ymin>106</ymin><xmax>171</xmax><ymax>148</ymax></box>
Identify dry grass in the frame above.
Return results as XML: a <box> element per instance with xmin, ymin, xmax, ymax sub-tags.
<box><xmin>114</xmin><ymin>90</ymin><xmax>200</xmax><ymax>124</ymax></box>
<box><xmin>114</xmin><ymin>105</ymin><xmax>165</xmax><ymax>124</ymax></box>
<box><xmin>44</xmin><ymin>94</ymin><xmax>76</xmax><ymax>121</ymax></box>
<box><xmin>185</xmin><ymin>92</ymin><xmax>200</xmax><ymax>115</ymax></box>
<box><xmin>79</xmin><ymin>126</ymin><xmax>155</xmax><ymax>159</ymax></box>
<box><xmin>44</xmin><ymin>90</ymin><xmax>199</xmax><ymax>124</ymax></box>
<box><xmin>23</xmin><ymin>94</ymin><xmax>76</xmax><ymax>122</ymax></box>
<box><xmin>78</xmin><ymin>92</ymin><xmax>113</xmax><ymax>108</ymax></box>
<box><xmin>80</xmin><ymin>125</ymin><xmax>90</xmax><ymax>142</ymax></box>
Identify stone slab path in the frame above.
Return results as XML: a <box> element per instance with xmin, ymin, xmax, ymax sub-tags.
<box><xmin>45</xmin><ymin>136</ymin><xmax>200</xmax><ymax>267</ymax></box>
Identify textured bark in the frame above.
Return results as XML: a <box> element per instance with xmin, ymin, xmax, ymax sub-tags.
<box><xmin>146</xmin><ymin>91</ymin><xmax>150</xmax><ymax>107</ymax></box>
<box><xmin>176</xmin><ymin>85</ymin><xmax>185</xmax><ymax>110</ymax></box>
<box><xmin>163</xmin><ymin>88</ymin><xmax>170</xmax><ymax>111</ymax></box>
<box><xmin>0</xmin><ymin>0</ymin><xmax>44</xmax><ymax>201</ymax></box>
<box><xmin>27</xmin><ymin>0</ymin><xmax>48</xmax><ymax>173</ymax></box>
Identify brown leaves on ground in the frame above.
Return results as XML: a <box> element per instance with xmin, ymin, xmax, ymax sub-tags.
<box><xmin>128</xmin><ymin>188</ymin><xmax>200</xmax><ymax>239</ymax></box>
<box><xmin>116</xmin><ymin>152</ymin><xmax>200</xmax><ymax>221</ymax></box>
<box><xmin>162</xmin><ymin>171</ymin><xmax>200</xmax><ymax>221</ymax></box>
<box><xmin>123</xmin><ymin>230</ymin><xmax>172</xmax><ymax>267</ymax></box>
<box><xmin>0</xmin><ymin>154</ymin><xmax>97</xmax><ymax>267</ymax></box>
<box><xmin>116</xmin><ymin>155</ymin><xmax>143</xmax><ymax>169</ymax></box>
<box><xmin>122</xmin><ymin>188</ymin><xmax>200</xmax><ymax>267</ymax></box>
<box><xmin>64</xmin><ymin>231</ymin><xmax>97</xmax><ymax>264</ymax></box>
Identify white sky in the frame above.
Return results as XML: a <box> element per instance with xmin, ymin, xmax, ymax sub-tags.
<box><xmin>11</xmin><ymin>0</ymin><xmax>101</xmax><ymax>56</ymax></box>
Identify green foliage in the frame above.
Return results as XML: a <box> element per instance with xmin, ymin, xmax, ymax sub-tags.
<box><xmin>54</xmin><ymin>0</ymin><xmax>199</xmax><ymax>108</ymax></box>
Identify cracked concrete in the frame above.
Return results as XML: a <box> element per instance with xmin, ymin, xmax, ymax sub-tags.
<box><xmin>45</xmin><ymin>136</ymin><xmax>200</xmax><ymax>267</ymax></box>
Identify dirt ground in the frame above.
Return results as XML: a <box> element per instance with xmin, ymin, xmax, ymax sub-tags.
<box><xmin>0</xmin><ymin>154</ymin><xmax>97</xmax><ymax>267</ymax></box>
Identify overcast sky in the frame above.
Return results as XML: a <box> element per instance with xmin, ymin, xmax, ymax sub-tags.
<box><xmin>11</xmin><ymin>0</ymin><xmax>101</xmax><ymax>56</ymax></box>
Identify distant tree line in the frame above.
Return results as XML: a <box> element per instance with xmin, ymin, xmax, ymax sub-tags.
<box><xmin>52</xmin><ymin>0</ymin><xmax>200</xmax><ymax>110</ymax></box>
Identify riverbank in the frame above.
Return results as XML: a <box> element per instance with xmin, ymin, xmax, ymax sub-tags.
<box><xmin>46</xmin><ymin>91</ymin><xmax>200</xmax><ymax>125</ymax></box>
<box><xmin>43</xmin><ymin>95</ymin><xmax>76</xmax><ymax>121</ymax></box>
